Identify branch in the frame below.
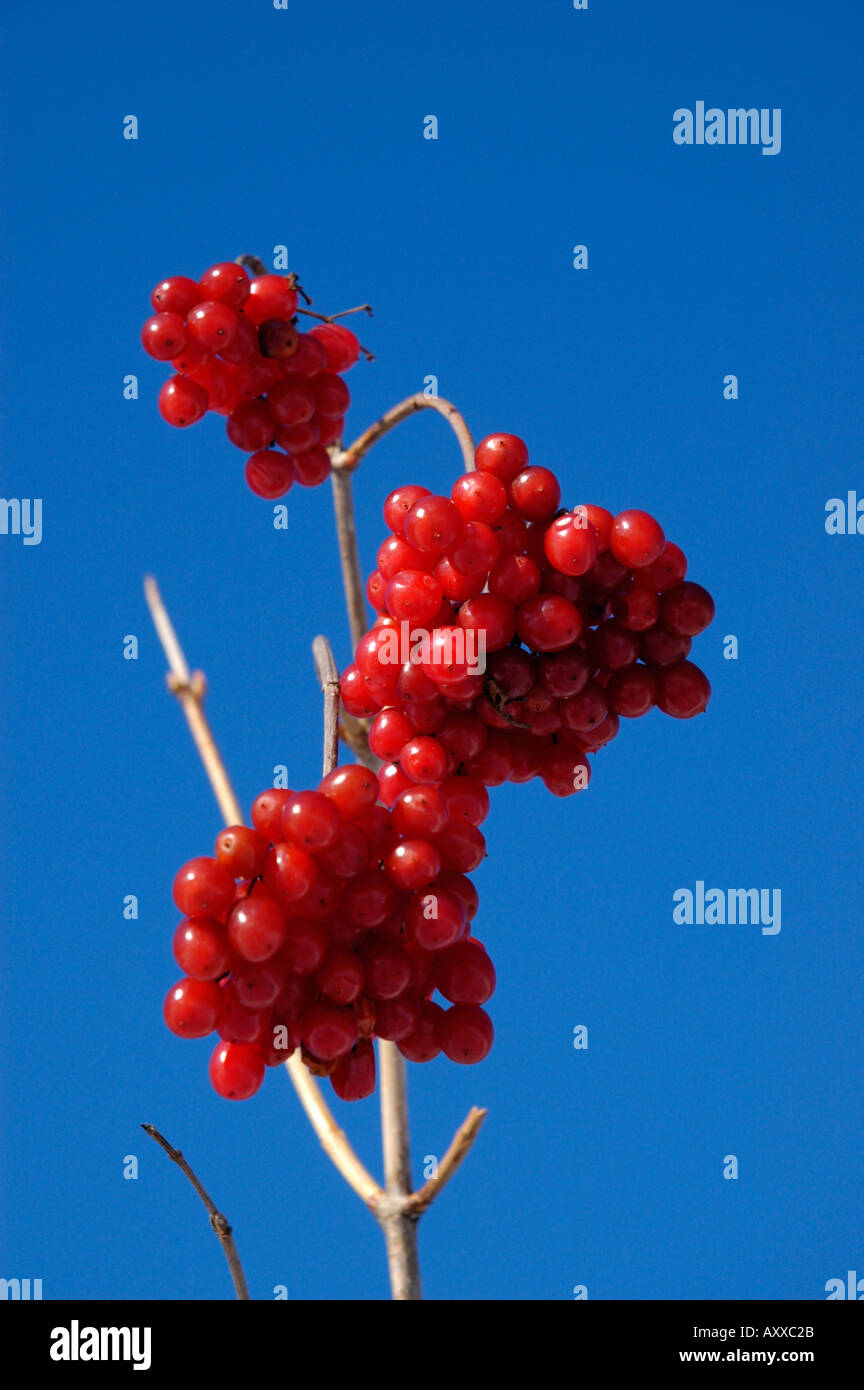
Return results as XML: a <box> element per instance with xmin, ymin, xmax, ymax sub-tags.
<box><xmin>145</xmin><ymin>581</ymin><xmax>382</xmax><ymax>1219</ymax></box>
<box><xmin>144</xmin><ymin>577</ymin><xmax>243</xmax><ymax>826</ymax></box>
<box><xmin>405</xmin><ymin>1107</ymin><xmax>488</xmax><ymax>1217</ymax></box>
<box><xmin>333</xmin><ymin>393</ymin><xmax>476</xmax><ymax>475</ymax></box>
<box><xmin>141</xmin><ymin>1124</ymin><xmax>250</xmax><ymax>1300</ymax></box>
<box><xmin>312</xmin><ymin>635</ymin><xmax>340</xmax><ymax>778</ymax></box>
<box><xmin>377</xmin><ymin>1040</ymin><xmax>422</xmax><ymax>1299</ymax></box>
<box><xmin>327</xmin><ymin>465</ymin><xmax>370</xmax><ymax>652</ymax></box>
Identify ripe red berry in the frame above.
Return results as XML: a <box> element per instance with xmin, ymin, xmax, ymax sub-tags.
<box><xmin>141</xmin><ymin>312</ymin><xmax>188</xmax><ymax>361</ymax></box>
<box><xmin>292</xmin><ymin>446</ymin><xmax>332</xmax><ymax>487</ymax></box>
<box><xmin>386</xmin><ymin>570</ymin><xmax>444</xmax><ymax>624</ymax></box>
<box><xmin>250</xmin><ymin>788</ymin><xmax>293</xmax><ymax>840</ymax></box>
<box><xmin>186</xmin><ymin>300</ymin><xmax>238</xmax><ymax>353</ymax></box>
<box><xmin>659</xmin><ymin>582</ymin><xmax>715</xmax><ymax>637</ymax></box>
<box><xmin>318</xmin><ymin>764</ymin><xmax>379</xmax><ymax>821</ymax></box>
<box><xmin>227</xmin><ymin>895</ymin><xmax>287</xmax><ymax>962</ymax></box>
<box><xmin>282</xmin><ymin>791</ymin><xmax>341</xmax><ymax>852</ymax></box>
<box><xmin>451</xmin><ymin>471</ymin><xmax>508</xmax><ymax>524</ymax></box>
<box><xmin>609</xmin><ymin>510</ymin><xmax>665</xmax><ymax>568</ymax></box>
<box><xmin>544</xmin><ymin>511</ymin><xmax>598</xmax><ymax>576</ymax></box>
<box><xmin>509</xmin><ymin>466</ymin><xmax>561</xmax><ymax>522</ymax></box>
<box><xmin>399</xmin><ymin>735</ymin><xmax>448</xmax><ymax>783</ymax></box>
<box><xmin>198</xmin><ymin>262</ymin><xmax>251</xmax><ymax>309</ymax></box>
<box><xmin>209</xmin><ymin>1041</ymin><xmax>265</xmax><ymax>1100</ymax></box>
<box><xmin>458</xmin><ymin>594</ymin><xmax>516</xmax><ymax>652</ymax></box>
<box><xmin>226</xmin><ymin>399</ymin><xmax>276</xmax><ymax>452</ymax></box>
<box><xmin>639</xmin><ymin>540</ymin><xmax>688</xmax><ymax>591</ymax></box>
<box><xmin>433</xmin><ymin>940</ymin><xmax>496</xmax><ymax>1004</ymax></box>
<box><xmin>385</xmin><ymin>838</ymin><xmax>442</xmax><ymax>891</ymax></box>
<box><xmin>437</xmin><ymin>1004</ymin><xmax>494</xmax><ymax>1063</ymax></box>
<box><xmin>172</xmin><ymin>918</ymin><xmax>231</xmax><ymax>981</ymax></box>
<box><xmin>358</xmin><ymin>936</ymin><xmax>413</xmax><ymax>1000</ymax></box>
<box><xmin>612</xmin><ymin>585</ymin><xmax>660</xmax><ymax>631</ymax></box>
<box><xmin>158</xmin><ymin>375</ymin><xmax>208</xmax><ymax>427</ymax></box>
<box><xmin>330</xmin><ymin>1039</ymin><xmax>376</xmax><ymax>1100</ymax></box>
<box><xmin>606</xmin><ymin>664</ymin><xmax>658</xmax><ymax>717</ymax></box>
<box><xmin>245</xmin><ymin>450</ymin><xmax>295</xmax><ymax>499</ymax></box>
<box><xmin>151</xmin><ymin>275</ymin><xmax>200</xmax><ymax>316</ymax></box>
<box><xmin>641</xmin><ymin>627</ymin><xmax>692</xmax><ymax>667</ymax></box>
<box><xmin>655</xmin><ymin>661</ymin><xmax>711</xmax><ymax>718</ymax></box>
<box><xmin>308</xmin><ymin>323</ymin><xmax>360</xmax><ymax>372</ymax></box>
<box><xmin>215</xmin><ymin>825</ymin><xmax>270</xmax><ymax>879</ymax></box>
<box><xmin>474</xmin><ymin>433</ymin><xmax>529</xmax><ymax>484</ymax></box>
<box><xmin>404</xmin><ymin>495</ymin><xmax>464</xmax><ymax>554</ymax></box>
<box><xmin>516</xmin><ymin>594</ymin><xmax>582</xmax><ymax>652</ymax></box>
<box><xmin>173</xmin><ymin>857</ymin><xmax>236</xmax><ymax>918</ymax></box>
<box><xmin>488</xmin><ymin>552</ymin><xmax>542</xmax><ymax>605</ymax></box>
<box><xmin>263</xmin><ymin>842</ymin><xmax>318</xmax><ymax>903</ymax></box>
<box><xmin>244</xmin><ymin>274</ymin><xmax>299</xmax><ymax>326</ymax></box>
<box><xmin>315</xmin><ymin>949</ymin><xmax>365</xmax><ymax>1005</ymax></box>
<box><xmin>164</xmin><ymin>978</ymin><xmax>224</xmax><ymax>1038</ymax></box>
<box><xmin>406</xmin><ymin>887</ymin><xmax>466</xmax><ymax>951</ymax></box>
<box><xmin>300</xmin><ymin>1003</ymin><xmax>358</xmax><ymax>1061</ymax></box>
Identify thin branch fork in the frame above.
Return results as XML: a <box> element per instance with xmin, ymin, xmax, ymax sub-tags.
<box><xmin>141</xmin><ymin>1124</ymin><xmax>250</xmax><ymax>1300</ymax></box>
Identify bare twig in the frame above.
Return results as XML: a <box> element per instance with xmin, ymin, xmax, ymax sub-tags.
<box><xmin>284</xmin><ymin>1055</ymin><xmax>382</xmax><ymax>1209</ymax></box>
<box><xmin>312</xmin><ymin>635</ymin><xmax>340</xmax><ymax>777</ymax></box>
<box><xmin>333</xmin><ymin>393</ymin><xmax>476</xmax><ymax>475</ymax></box>
<box><xmin>377</xmin><ymin>1041</ymin><xmax>422</xmax><ymax>1299</ymax></box>
<box><xmin>328</xmin><ymin>463</ymin><xmax>371</xmax><ymax>652</ymax></box>
<box><xmin>144</xmin><ymin>577</ymin><xmax>242</xmax><ymax>826</ymax></box>
<box><xmin>406</xmin><ymin>1107</ymin><xmax>488</xmax><ymax>1216</ymax></box>
<box><xmin>141</xmin><ymin>1124</ymin><xmax>250</xmax><ymax>1300</ymax></box>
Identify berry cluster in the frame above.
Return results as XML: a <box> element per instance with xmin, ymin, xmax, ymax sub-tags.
<box><xmin>165</xmin><ymin>765</ymin><xmax>494</xmax><ymax>1101</ymax></box>
<box><xmin>141</xmin><ymin>262</ymin><xmax>362</xmax><ymax>499</ymax></box>
<box><xmin>340</xmin><ymin>433</ymin><xmax>715</xmax><ymax>797</ymax></box>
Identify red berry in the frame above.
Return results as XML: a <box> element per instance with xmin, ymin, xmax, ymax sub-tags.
<box><xmin>451</xmin><ymin>471</ymin><xmax>507</xmax><ymax>524</ymax></box>
<box><xmin>391</xmin><ymin>785</ymin><xmax>448</xmax><ymax>838</ymax></box>
<box><xmin>369</xmin><ymin>708</ymin><xmax>416</xmax><ymax>762</ymax></box>
<box><xmin>399</xmin><ymin>735</ymin><xmax>448</xmax><ymax>783</ymax></box>
<box><xmin>313</xmin><ymin>373</ymin><xmax>351</xmax><ymax>419</ymax></box>
<box><xmin>215</xmin><ymin>825</ymin><xmax>270</xmax><ymax>879</ymax></box>
<box><xmin>150</xmin><ymin>276</ymin><xmax>200</xmax><ymax>316</ymax></box>
<box><xmin>474</xmin><ymin>433</ymin><xmax>529</xmax><ymax>484</ymax></box>
<box><xmin>398</xmin><ymin>1000</ymin><xmax>445</xmax><ymax>1062</ymax></box>
<box><xmin>655</xmin><ymin>661</ymin><xmax>711</xmax><ymax>718</ymax></box>
<box><xmin>641</xmin><ymin>627</ymin><xmax>692</xmax><ymax>667</ymax></box>
<box><xmin>245</xmin><ymin>450</ymin><xmax>295</xmax><ymax>498</ymax></box>
<box><xmin>226</xmin><ymin>399</ymin><xmax>276</xmax><ymax>452</ymax></box>
<box><xmin>244</xmin><ymin>274</ymin><xmax>298</xmax><ymax>326</ymax></box>
<box><xmin>300</xmin><ymin>1003</ymin><xmax>358</xmax><ymax>1061</ymax></box>
<box><xmin>227</xmin><ymin>895</ymin><xmax>287</xmax><ymax>962</ymax></box>
<box><xmin>404</xmin><ymin>495</ymin><xmax>464</xmax><ymax>555</ymax></box>
<box><xmin>292</xmin><ymin>446</ymin><xmax>332</xmax><ymax>487</ymax></box>
<box><xmin>544</xmin><ymin>511</ymin><xmax>598</xmax><ymax>576</ymax></box>
<box><xmin>606</xmin><ymin>664</ymin><xmax>658</xmax><ymax>717</ymax></box>
<box><xmin>158</xmin><ymin>375</ymin><xmax>208</xmax><ymax>427</ymax></box>
<box><xmin>173</xmin><ymin>918</ymin><xmax>231</xmax><ymax>981</ymax></box>
<box><xmin>437</xmin><ymin>1004</ymin><xmax>493</xmax><ymax>1063</ymax></box>
<box><xmin>164</xmin><ymin>978</ymin><xmax>224</xmax><ymax>1038</ymax></box>
<box><xmin>141</xmin><ymin>312</ymin><xmax>187</xmax><ymax>361</ymax></box>
<box><xmin>186</xmin><ymin>300</ymin><xmax>238</xmax><ymax>353</ymax></box>
<box><xmin>209</xmin><ymin>1041</ymin><xmax>265</xmax><ymax>1100</ymax></box>
<box><xmin>659</xmin><ymin>582</ymin><xmax>715</xmax><ymax>637</ymax></box>
<box><xmin>386</xmin><ymin>570</ymin><xmax>444</xmax><ymax>625</ymax></box>
<box><xmin>406</xmin><ymin>887</ymin><xmax>466</xmax><ymax>951</ymax></box>
<box><xmin>231</xmin><ymin>958</ymin><xmax>286</xmax><ymax>1010</ymax></box>
<box><xmin>438</xmin><ymin>775</ymin><xmax>490</xmax><ymax>825</ymax></box>
<box><xmin>613</xmin><ymin>585</ymin><xmax>660</xmax><ymax>631</ymax></box>
<box><xmin>342</xmin><ymin>868</ymin><xmax>400</xmax><ymax>928</ymax></box>
<box><xmin>198</xmin><ymin>261</ymin><xmax>251</xmax><ymax>308</ymax></box>
<box><xmin>384</xmin><ymin>485</ymin><xmax>431</xmax><ymax>535</ymax></box>
<box><xmin>173</xmin><ymin>857</ymin><xmax>235</xmax><ymax>918</ymax></box>
<box><xmin>488</xmin><ymin>552</ymin><xmax>542</xmax><ymax>605</ymax></box>
<box><xmin>509</xmin><ymin>466</ymin><xmax>561</xmax><ymax>522</ymax></box>
<box><xmin>308</xmin><ymin>323</ymin><xmax>360</xmax><ymax>372</ymax></box>
<box><xmin>281</xmin><ymin>918</ymin><xmax>328</xmax><ymax>974</ymax></box>
<box><xmin>458</xmin><ymin>594</ymin><xmax>516</xmax><ymax>652</ymax></box>
<box><xmin>282</xmin><ymin>791</ymin><xmax>341</xmax><ymax>852</ymax></box>
<box><xmin>316</xmin><ymin>949</ymin><xmax>364</xmax><ymax>1005</ymax></box>
<box><xmin>268</xmin><ymin>379</ymin><xmax>315</xmax><ymax>426</ymax></box>
<box><xmin>250</xmin><ymin>788</ymin><xmax>293</xmax><ymax>840</ymax></box>
<box><xmin>609</xmin><ymin>510</ymin><xmax>665</xmax><ymax>568</ymax></box>
<box><xmin>330</xmin><ymin>1039</ymin><xmax>376</xmax><ymax>1100</ymax></box>
<box><xmin>433</xmin><ymin>940</ymin><xmax>496</xmax><ymax>1004</ymax></box>
<box><xmin>263</xmin><ymin>842</ymin><xmax>318</xmax><ymax>903</ymax></box>
<box><xmin>450</xmin><ymin>521</ymin><xmax>500</xmax><ymax>576</ymax></box>
<box><xmin>358</xmin><ymin>937</ymin><xmax>413</xmax><ymax>1000</ymax></box>
<box><xmin>385</xmin><ymin>838</ymin><xmax>441</xmax><ymax>891</ymax></box>
<box><xmin>434</xmin><ymin>819</ymin><xmax>486</xmax><ymax>873</ymax></box>
<box><xmin>516</xmin><ymin>594</ymin><xmax>582</xmax><ymax>652</ymax></box>
<box><xmin>639</xmin><ymin>541</ymin><xmax>688</xmax><ymax>592</ymax></box>
<box><xmin>373</xmin><ymin>996</ymin><xmax>421</xmax><ymax>1042</ymax></box>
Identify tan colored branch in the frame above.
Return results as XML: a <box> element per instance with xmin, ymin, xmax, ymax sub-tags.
<box><xmin>141</xmin><ymin>1124</ymin><xmax>250</xmax><ymax>1300</ymax></box>
<box><xmin>333</xmin><ymin>393</ymin><xmax>475</xmax><ymax>475</ymax></box>
<box><xmin>145</xmin><ymin>580</ymin><xmax>382</xmax><ymax>1218</ymax></box>
<box><xmin>405</xmin><ymin>1107</ymin><xmax>488</xmax><ymax>1217</ymax></box>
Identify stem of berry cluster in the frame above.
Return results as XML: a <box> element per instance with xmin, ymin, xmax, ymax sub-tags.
<box><xmin>332</xmin><ymin>393</ymin><xmax>475</xmax><ymax>475</ymax></box>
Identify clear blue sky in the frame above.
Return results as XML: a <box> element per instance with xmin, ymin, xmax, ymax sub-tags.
<box><xmin>1</xmin><ymin>0</ymin><xmax>862</xmax><ymax>1301</ymax></box>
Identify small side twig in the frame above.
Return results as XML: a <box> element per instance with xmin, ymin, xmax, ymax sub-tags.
<box><xmin>405</xmin><ymin>1107</ymin><xmax>488</xmax><ymax>1216</ymax></box>
<box><xmin>312</xmin><ymin>635</ymin><xmax>340</xmax><ymax>777</ymax></box>
<box><xmin>333</xmin><ymin>393</ymin><xmax>476</xmax><ymax>475</ymax></box>
<box><xmin>141</xmin><ymin>1124</ymin><xmax>250</xmax><ymax>1300</ymax></box>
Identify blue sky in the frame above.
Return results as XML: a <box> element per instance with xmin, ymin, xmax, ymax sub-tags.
<box><xmin>1</xmin><ymin>0</ymin><xmax>862</xmax><ymax>1301</ymax></box>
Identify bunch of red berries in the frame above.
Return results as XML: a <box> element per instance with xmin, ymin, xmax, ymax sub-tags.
<box><xmin>165</xmin><ymin>764</ymin><xmax>494</xmax><ymax>1101</ymax></box>
<box><xmin>141</xmin><ymin>261</ymin><xmax>362</xmax><ymax>499</ymax></box>
<box><xmin>340</xmin><ymin>433</ymin><xmax>715</xmax><ymax>798</ymax></box>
